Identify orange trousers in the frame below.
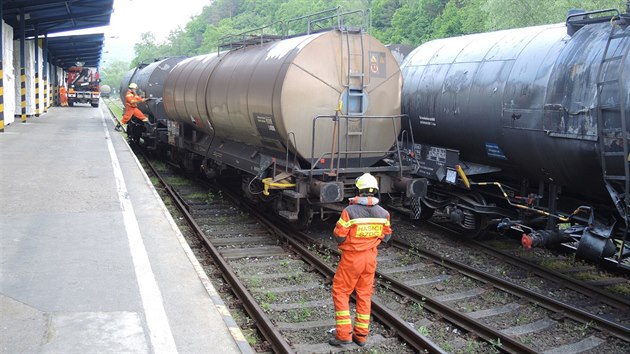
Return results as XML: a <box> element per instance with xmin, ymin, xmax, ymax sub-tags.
<box><xmin>331</xmin><ymin>248</ymin><xmax>377</xmax><ymax>342</ymax></box>
<box><xmin>121</xmin><ymin>107</ymin><xmax>147</xmax><ymax>124</ymax></box>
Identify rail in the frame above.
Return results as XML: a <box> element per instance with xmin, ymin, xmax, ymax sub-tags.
<box><xmin>285</xmin><ymin>7</ymin><xmax>340</xmax><ymax>35</ymax></box>
<box><xmin>222</xmin><ymin>184</ymin><xmax>446</xmax><ymax>353</ymax></box>
<box><xmin>144</xmin><ymin>150</ymin><xmax>446</xmax><ymax>352</ymax></box>
<box><xmin>142</xmin><ymin>151</ymin><xmax>294</xmax><ymax>354</ymax></box>
<box><xmin>217</xmin><ymin>21</ymin><xmax>284</xmax><ymax>53</ymax></box>
<box><xmin>566</xmin><ymin>8</ymin><xmax>620</xmax><ymax>25</ymax></box>
<box><xmin>307</xmin><ymin>9</ymin><xmax>368</xmax><ymax>34</ymax></box>
<box><xmin>217</xmin><ymin>8</ymin><xmax>371</xmax><ymax>52</ymax></box>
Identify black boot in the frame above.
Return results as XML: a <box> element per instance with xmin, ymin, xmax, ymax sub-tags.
<box><xmin>114</xmin><ymin>123</ymin><xmax>122</xmax><ymax>131</ymax></box>
<box><xmin>328</xmin><ymin>337</ymin><xmax>352</xmax><ymax>347</ymax></box>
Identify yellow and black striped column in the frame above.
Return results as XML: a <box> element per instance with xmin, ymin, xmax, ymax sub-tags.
<box><xmin>34</xmin><ymin>30</ymin><xmax>40</xmax><ymax>117</ymax></box>
<box><xmin>54</xmin><ymin>83</ymin><xmax>58</xmax><ymax>107</ymax></box>
<box><xmin>44</xmin><ymin>75</ymin><xmax>48</xmax><ymax>113</ymax></box>
<box><xmin>1</xmin><ymin>64</ymin><xmax>4</xmax><ymax>132</ymax></box>
<box><xmin>43</xmin><ymin>35</ymin><xmax>49</xmax><ymax>113</ymax></box>
<box><xmin>35</xmin><ymin>72</ymin><xmax>40</xmax><ymax>117</ymax></box>
<box><xmin>19</xmin><ymin>8</ymin><xmax>27</xmax><ymax>123</ymax></box>
<box><xmin>20</xmin><ymin>66</ymin><xmax>26</xmax><ymax>123</ymax></box>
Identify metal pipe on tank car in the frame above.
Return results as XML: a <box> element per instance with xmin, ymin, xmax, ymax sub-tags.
<box><xmin>285</xmin><ymin>7</ymin><xmax>339</xmax><ymax>35</ymax></box>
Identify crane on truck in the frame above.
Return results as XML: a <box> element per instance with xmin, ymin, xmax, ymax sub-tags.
<box><xmin>67</xmin><ymin>66</ymin><xmax>101</xmax><ymax>108</ymax></box>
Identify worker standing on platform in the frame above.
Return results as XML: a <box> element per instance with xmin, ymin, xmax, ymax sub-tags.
<box><xmin>116</xmin><ymin>83</ymin><xmax>149</xmax><ymax>131</ymax></box>
<box><xmin>329</xmin><ymin>173</ymin><xmax>392</xmax><ymax>348</ymax></box>
<box><xmin>59</xmin><ymin>85</ymin><xmax>68</xmax><ymax>106</ymax></box>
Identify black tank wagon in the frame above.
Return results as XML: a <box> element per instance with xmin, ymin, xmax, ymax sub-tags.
<box><xmin>402</xmin><ymin>7</ymin><xmax>630</xmax><ymax>269</ymax></box>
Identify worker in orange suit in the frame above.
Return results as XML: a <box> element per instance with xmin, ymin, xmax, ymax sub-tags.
<box><xmin>329</xmin><ymin>173</ymin><xmax>392</xmax><ymax>347</ymax></box>
<box><xmin>59</xmin><ymin>85</ymin><xmax>68</xmax><ymax>106</ymax></box>
<box><xmin>116</xmin><ymin>82</ymin><xmax>148</xmax><ymax>131</ymax></box>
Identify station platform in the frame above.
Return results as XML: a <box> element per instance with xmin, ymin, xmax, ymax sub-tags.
<box><xmin>0</xmin><ymin>105</ymin><xmax>253</xmax><ymax>354</ymax></box>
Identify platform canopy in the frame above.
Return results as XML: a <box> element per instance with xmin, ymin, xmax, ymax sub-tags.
<box><xmin>46</xmin><ymin>33</ymin><xmax>105</xmax><ymax>69</ymax></box>
<box><xmin>2</xmin><ymin>0</ymin><xmax>114</xmax><ymax>68</ymax></box>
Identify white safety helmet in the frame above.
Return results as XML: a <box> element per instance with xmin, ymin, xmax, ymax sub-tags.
<box><xmin>128</xmin><ymin>83</ymin><xmax>138</xmax><ymax>89</ymax></box>
<box><xmin>355</xmin><ymin>173</ymin><xmax>378</xmax><ymax>193</ymax></box>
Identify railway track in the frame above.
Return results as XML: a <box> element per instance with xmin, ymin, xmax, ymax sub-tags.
<box><xmin>104</xmin><ymin>99</ymin><xmax>630</xmax><ymax>352</ymax></box>
<box><xmin>141</xmin><ymin>154</ymin><xmax>446</xmax><ymax>353</ymax></box>
<box><xmin>138</xmin><ymin>151</ymin><xmax>629</xmax><ymax>353</ymax></box>
<box><xmin>300</xmin><ymin>223</ymin><xmax>630</xmax><ymax>353</ymax></box>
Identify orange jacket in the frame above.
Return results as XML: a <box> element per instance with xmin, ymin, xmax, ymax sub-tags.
<box><xmin>125</xmin><ymin>89</ymin><xmax>144</xmax><ymax>108</ymax></box>
<box><xmin>333</xmin><ymin>196</ymin><xmax>392</xmax><ymax>252</ymax></box>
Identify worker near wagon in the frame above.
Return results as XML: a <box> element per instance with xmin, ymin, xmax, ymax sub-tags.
<box><xmin>115</xmin><ymin>82</ymin><xmax>149</xmax><ymax>131</ymax></box>
<box><xmin>59</xmin><ymin>85</ymin><xmax>68</xmax><ymax>106</ymax></box>
<box><xmin>329</xmin><ymin>173</ymin><xmax>392</xmax><ymax>347</ymax></box>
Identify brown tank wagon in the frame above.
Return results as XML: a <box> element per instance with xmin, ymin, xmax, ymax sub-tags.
<box><xmin>121</xmin><ymin>10</ymin><xmax>426</xmax><ymax>225</ymax></box>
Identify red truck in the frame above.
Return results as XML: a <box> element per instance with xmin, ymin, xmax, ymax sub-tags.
<box><xmin>67</xmin><ymin>66</ymin><xmax>100</xmax><ymax>107</ymax></box>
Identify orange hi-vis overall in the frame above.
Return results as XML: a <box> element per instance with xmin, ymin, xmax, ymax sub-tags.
<box><xmin>59</xmin><ymin>86</ymin><xmax>68</xmax><ymax>106</ymax></box>
<box><xmin>122</xmin><ymin>89</ymin><xmax>147</xmax><ymax>124</ymax></box>
<box><xmin>332</xmin><ymin>196</ymin><xmax>391</xmax><ymax>344</ymax></box>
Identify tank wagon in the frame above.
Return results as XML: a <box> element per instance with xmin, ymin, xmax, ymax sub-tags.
<box><xmin>402</xmin><ymin>7</ymin><xmax>630</xmax><ymax>269</ymax></box>
<box><xmin>100</xmin><ymin>84</ymin><xmax>111</xmax><ymax>98</ymax></box>
<box><xmin>122</xmin><ymin>10</ymin><xmax>425</xmax><ymax>225</ymax></box>
<box><xmin>120</xmin><ymin>57</ymin><xmax>187</xmax><ymax>146</ymax></box>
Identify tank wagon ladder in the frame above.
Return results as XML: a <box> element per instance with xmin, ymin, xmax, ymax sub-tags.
<box><xmin>337</xmin><ymin>11</ymin><xmax>371</xmax><ymax>165</ymax></box>
<box><xmin>342</xmin><ymin>27</ymin><xmax>367</xmax><ymax>161</ymax></box>
<box><xmin>595</xmin><ymin>18</ymin><xmax>630</xmax><ymax>264</ymax></box>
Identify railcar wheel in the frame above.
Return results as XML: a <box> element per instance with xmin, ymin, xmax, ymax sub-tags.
<box><xmin>459</xmin><ymin>192</ymin><xmax>490</xmax><ymax>240</ymax></box>
<box><xmin>417</xmin><ymin>199</ymin><xmax>435</xmax><ymax>221</ymax></box>
<box><xmin>295</xmin><ymin>205</ymin><xmax>314</xmax><ymax>230</ymax></box>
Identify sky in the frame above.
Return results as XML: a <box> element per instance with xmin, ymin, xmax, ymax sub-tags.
<box><xmin>100</xmin><ymin>0</ymin><xmax>210</xmax><ymax>65</ymax></box>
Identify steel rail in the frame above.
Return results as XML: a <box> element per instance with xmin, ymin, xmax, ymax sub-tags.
<box><xmin>392</xmin><ymin>236</ymin><xmax>630</xmax><ymax>343</ymax></box>
<box><xmin>471</xmin><ymin>240</ymin><xmax>630</xmax><ymax>311</ymax></box>
<box><xmin>216</xmin><ymin>183</ymin><xmax>447</xmax><ymax>354</ymax></box>
<box><xmin>141</xmin><ymin>153</ymin><xmax>295</xmax><ymax>354</ymax></box>
<box><xmin>388</xmin><ymin>206</ymin><xmax>630</xmax><ymax>341</ymax></box>
<box><xmin>294</xmin><ymin>232</ymin><xmax>539</xmax><ymax>353</ymax></box>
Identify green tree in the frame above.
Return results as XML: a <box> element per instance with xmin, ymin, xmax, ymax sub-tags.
<box><xmin>132</xmin><ymin>32</ymin><xmax>169</xmax><ymax>66</ymax></box>
<box><xmin>431</xmin><ymin>0</ymin><xmax>487</xmax><ymax>39</ymax></box>
<box><xmin>130</xmin><ymin>0</ymin><xmax>630</xmax><ymax>63</ymax></box>
<box><xmin>370</xmin><ymin>0</ymin><xmax>402</xmax><ymax>43</ymax></box>
<box><xmin>100</xmin><ymin>59</ymin><xmax>131</xmax><ymax>93</ymax></box>
<box><xmin>483</xmin><ymin>0</ymin><xmax>625</xmax><ymax>30</ymax></box>
<box><xmin>389</xmin><ymin>0</ymin><xmax>448</xmax><ymax>45</ymax></box>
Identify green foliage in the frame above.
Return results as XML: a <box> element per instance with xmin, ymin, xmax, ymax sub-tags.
<box><xmin>132</xmin><ymin>32</ymin><xmax>166</xmax><ymax>66</ymax></box>
<box><xmin>432</xmin><ymin>0</ymin><xmax>487</xmax><ymax>38</ymax></box>
<box><xmin>99</xmin><ymin>59</ymin><xmax>131</xmax><ymax>92</ymax></box>
<box><xmin>129</xmin><ymin>0</ymin><xmax>629</xmax><ymax>63</ymax></box>
<box><xmin>483</xmin><ymin>0</ymin><xmax>626</xmax><ymax>30</ymax></box>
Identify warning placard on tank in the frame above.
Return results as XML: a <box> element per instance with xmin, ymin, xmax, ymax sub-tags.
<box><xmin>369</xmin><ymin>51</ymin><xmax>386</xmax><ymax>78</ymax></box>
<box><xmin>254</xmin><ymin>113</ymin><xmax>281</xmax><ymax>141</ymax></box>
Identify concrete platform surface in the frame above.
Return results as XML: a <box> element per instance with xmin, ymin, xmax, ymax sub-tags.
<box><xmin>0</xmin><ymin>106</ymin><xmax>252</xmax><ymax>354</ymax></box>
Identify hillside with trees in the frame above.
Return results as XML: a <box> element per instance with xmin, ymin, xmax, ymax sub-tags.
<box><xmin>101</xmin><ymin>0</ymin><xmax>626</xmax><ymax>88</ymax></box>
